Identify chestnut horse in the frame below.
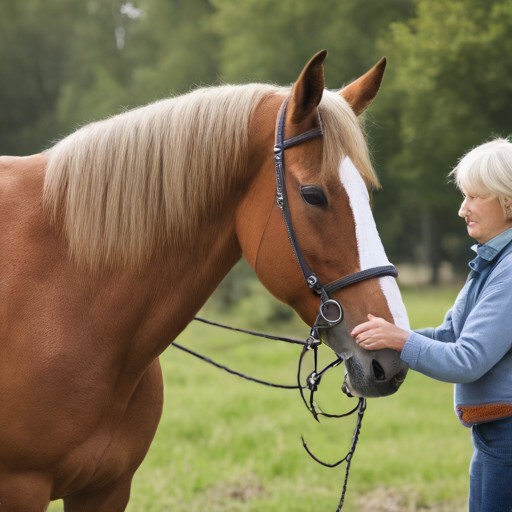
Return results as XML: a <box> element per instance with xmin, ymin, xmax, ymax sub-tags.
<box><xmin>0</xmin><ymin>51</ymin><xmax>409</xmax><ymax>511</ymax></box>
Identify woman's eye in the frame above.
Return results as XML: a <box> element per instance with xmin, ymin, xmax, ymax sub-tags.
<box><xmin>300</xmin><ymin>185</ymin><xmax>328</xmax><ymax>208</ymax></box>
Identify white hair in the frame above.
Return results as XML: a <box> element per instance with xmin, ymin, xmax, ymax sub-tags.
<box><xmin>451</xmin><ymin>138</ymin><xmax>512</xmax><ymax>211</ymax></box>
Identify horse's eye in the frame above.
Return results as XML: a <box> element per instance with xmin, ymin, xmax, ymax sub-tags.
<box><xmin>300</xmin><ymin>185</ymin><xmax>328</xmax><ymax>208</ymax></box>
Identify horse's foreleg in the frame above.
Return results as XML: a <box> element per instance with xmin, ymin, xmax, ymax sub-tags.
<box><xmin>62</xmin><ymin>479</ymin><xmax>132</xmax><ymax>512</ymax></box>
<box><xmin>0</xmin><ymin>471</ymin><xmax>51</xmax><ymax>511</ymax></box>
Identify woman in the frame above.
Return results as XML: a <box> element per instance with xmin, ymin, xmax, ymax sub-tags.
<box><xmin>351</xmin><ymin>138</ymin><xmax>512</xmax><ymax>512</ymax></box>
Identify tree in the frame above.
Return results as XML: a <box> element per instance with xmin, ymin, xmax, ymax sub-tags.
<box><xmin>373</xmin><ymin>0</ymin><xmax>512</xmax><ymax>279</ymax></box>
<box><xmin>211</xmin><ymin>0</ymin><xmax>414</xmax><ymax>88</ymax></box>
<box><xmin>55</xmin><ymin>0</ymin><xmax>221</xmax><ymax>133</ymax></box>
<box><xmin>0</xmin><ymin>0</ymin><xmax>80</xmax><ymax>155</ymax></box>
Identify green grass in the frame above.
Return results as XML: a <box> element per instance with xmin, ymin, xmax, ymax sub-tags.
<box><xmin>49</xmin><ymin>285</ymin><xmax>470</xmax><ymax>511</ymax></box>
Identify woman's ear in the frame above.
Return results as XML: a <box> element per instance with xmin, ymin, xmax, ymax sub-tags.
<box><xmin>504</xmin><ymin>198</ymin><xmax>512</xmax><ymax>218</ymax></box>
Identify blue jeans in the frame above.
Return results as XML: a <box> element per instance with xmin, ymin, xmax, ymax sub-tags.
<box><xmin>470</xmin><ymin>416</ymin><xmax>512</xmax><ymax>512</ymax></box>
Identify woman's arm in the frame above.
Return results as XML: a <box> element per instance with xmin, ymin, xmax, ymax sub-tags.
<box><xmin>352</xmin><ymin>276</ymin><xmax>512</xmax><ymax>383</ymax></box>
<box><xmin>352</xmin><ymin>306</ymin><xmax>457</xmax><ymax>351</ymax></box>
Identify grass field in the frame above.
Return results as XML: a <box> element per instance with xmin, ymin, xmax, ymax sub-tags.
<box><xmin>49</xmin><ymin>285</ymin><xmax>470</xmax><ymax>512</ymax></box>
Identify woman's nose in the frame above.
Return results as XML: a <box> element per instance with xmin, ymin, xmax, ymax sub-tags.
<box><xmin>459</xmin><ymin>198</ymin><xmax>468</xmax><ymax>218</ymax></box>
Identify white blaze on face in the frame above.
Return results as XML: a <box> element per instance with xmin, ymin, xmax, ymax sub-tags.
<box><xmin>338</xmin><ymin>157</ymin><xmax>410</xmax><ymax>330</ymax></box>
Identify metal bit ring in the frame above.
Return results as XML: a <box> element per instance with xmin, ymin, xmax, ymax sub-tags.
<box><xmin>319</xmin><ymin>299</ymin><xmax>343</xmax><ymax>325</ymax></box>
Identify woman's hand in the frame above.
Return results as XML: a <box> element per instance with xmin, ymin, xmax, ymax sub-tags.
<box><xmin>351</xmin><ymin>314</ymin><xmax>409</xmax><ymax>353</ymax></box>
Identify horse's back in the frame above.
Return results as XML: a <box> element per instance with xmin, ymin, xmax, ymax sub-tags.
<box><xmin>0</xmin><ymin>153</ymin><xmax>47</xmax><ymax>188</ymax></box>
<box><xmin>0</xmin><ymin>153</ymin><xmax>48</xmax><ymax>247</ymax></box>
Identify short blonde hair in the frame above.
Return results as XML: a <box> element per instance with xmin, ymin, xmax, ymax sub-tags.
<box><xmin>451</xmin><ymin>138</ymin><xmax>512</xmax><ymax>211</ymax></box>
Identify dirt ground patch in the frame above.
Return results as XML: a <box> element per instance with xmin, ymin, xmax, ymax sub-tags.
<box><xmin>205</xmin><ymin>474</ymin><xmax>267</xmax><ymax>506</ymax></box>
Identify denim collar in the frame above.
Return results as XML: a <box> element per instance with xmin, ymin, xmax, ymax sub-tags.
<box><xmin>469</xmin><ymin>227</ymin><xmax>512</xmax><ymax>272</ymax></box>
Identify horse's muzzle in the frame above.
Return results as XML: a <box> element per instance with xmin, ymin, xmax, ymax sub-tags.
<box><xmin>321</xmin><ymin>323</ymin><xmax>409</xmax><ymax>398</ymax></box>
<box><xmin>341</xmin><ymin>355</ymin><xmax>408</xmax><ymax>398</ymax></box>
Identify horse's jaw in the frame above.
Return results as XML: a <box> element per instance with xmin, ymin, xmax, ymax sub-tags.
<box><xmin>321</xmin><ymin>322</ymin><xmax>408</xmax><ymax>398</ymax></box>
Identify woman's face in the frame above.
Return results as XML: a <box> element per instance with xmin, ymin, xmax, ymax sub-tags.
<box><xmin>459</xmin><ymin>192</ymin><xmax>512</xmax><ymax>244</ymax></box>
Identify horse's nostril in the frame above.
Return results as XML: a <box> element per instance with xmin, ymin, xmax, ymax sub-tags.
<box><xmin>390</xmin><ymin>366</ymin><xmax>408</xmax><ymax>388</ymax></box>
<box><xmin>371</xmin><ymin>359</ymin><xmax>386</xmax><ymax>381</ymax></box>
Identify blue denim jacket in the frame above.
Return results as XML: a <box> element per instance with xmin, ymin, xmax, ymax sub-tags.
<box><xmin>401</xmin><ymin>228</ymin><xmax>512</xmax><ymax>426</ymax></box>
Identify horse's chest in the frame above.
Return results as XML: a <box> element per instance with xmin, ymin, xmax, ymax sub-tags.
<box><xmin>54</xmin><ymin>360</ymin><xmax>163</xmax><ymax>498</ymax></box>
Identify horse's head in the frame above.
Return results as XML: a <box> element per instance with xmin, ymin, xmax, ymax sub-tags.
<box><xmin>237</xmin><ymin>51</ymin><xmax>409</xmax><ymax>398</ymax></box>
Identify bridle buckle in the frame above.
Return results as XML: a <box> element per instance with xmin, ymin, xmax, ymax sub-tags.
<box><xmin>306</xmin><ymin>371</ymin><xmax>321</xmax><ymax>392</ymax></box>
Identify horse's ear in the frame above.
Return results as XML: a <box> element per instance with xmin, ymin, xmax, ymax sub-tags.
<box><xmin>340</xmin><ymin>57</ymin><xmax>386</xmax><ymax>116</ymax></box>
<box><xmin>288</xmin><ymin>50</ymin><xmax>327</xmax><ymax>125</ymax></box>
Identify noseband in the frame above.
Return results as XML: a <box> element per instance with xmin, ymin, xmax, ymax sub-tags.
<box><xmin>273</xmin><ymin>95</ymin><xmax>397</xmax><ymax>331</ymax></box>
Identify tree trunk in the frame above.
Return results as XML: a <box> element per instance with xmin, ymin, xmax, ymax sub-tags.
<box><xmin>421</xmin><ymin>208</ymin><xmax>440</xmax><ymax>285</ymax></box>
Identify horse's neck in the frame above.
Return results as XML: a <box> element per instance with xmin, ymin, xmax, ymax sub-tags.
<box><xmin>0</xmin><ymin>153</ymin><xmax>243</xmax><ymax>390</ymax></box>
<box><xmin>153</xmin><ymin>218</ymin><xmax>243</xmax><ymax>342</ymax></box>
<box><xmin>87</xmin><ymin>214</ymin><xmax>243</xmax><ymax>375</ymax></box>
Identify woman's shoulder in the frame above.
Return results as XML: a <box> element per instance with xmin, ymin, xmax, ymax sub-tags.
<box><xmin>488</xmin><ymin>244</ymin><xmax>512</xmax><ymax>282</ymax></box>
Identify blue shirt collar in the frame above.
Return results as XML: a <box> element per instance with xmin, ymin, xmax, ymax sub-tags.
<box><xmin>470</xmin><ymin>227</ymin><xmax>512</xmax><ymax>261</ymax></box>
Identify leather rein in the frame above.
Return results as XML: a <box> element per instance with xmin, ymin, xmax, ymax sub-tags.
<box><xmin>171</xmin><ymin>95</ymin><xmax>399</xmax><ymax>511</ymax></box>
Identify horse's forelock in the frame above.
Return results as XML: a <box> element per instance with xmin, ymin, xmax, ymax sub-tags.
<box><xmin>319</xmin><ymin>90</ymin><xmax>379</xmax><ymax>191</ymax></box>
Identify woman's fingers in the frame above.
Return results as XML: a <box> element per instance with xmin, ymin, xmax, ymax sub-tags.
<box><xmin>358</xmin><ymin>338</ymin><xmax>383</xmax><ymax>351</ymax></box>
<box><xmin>351</xmin><ymin>318</ymin><xmax>382</xmax><ymax>337</ymax></box>
<box><xmin>356</xmin><ymin>331</ymin><xmax>372</xmax><ymax>343</ymax></box>
<box><xmin>351</xmin><ymin>315</ymin><xmax>409</xmax><ymax>353</ymax></box>
<box><xmin>358</xmin><ymin>339</ymin><xmax>372</xmax><ymax>349</ymax></box>
<box><xmin>355</xmin><ymin>329</ymin><xmax>374</xmax><ymax>343</ymax></box>
<box><xmin>350</xmin><ymin>322</ymin><xmax>371</xmax><ymax>337</ymax></box>
<box><xmin>355</xmin><ymin>326</ymin><xmax>382</xmax><ymax>347</ymax></box>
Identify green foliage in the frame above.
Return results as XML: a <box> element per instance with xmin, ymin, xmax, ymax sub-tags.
<box><xmin>55</xmin><ymin>0</ymin><xmax>221</xmax><ymax>133</ymax></box>
<box><xmin>0</xmin><ymin>0</ymin><xmax>79</xmax><ymax>154</ymax></box>
<box><xmin>372</xmin><ymin>0</ymin><xmax>512</xmax><ymax>268</ymax></box>
<box><xmin>211</xmin><ymin>0</ymin><xmax>414</xmax><ymax>88</ymax></box>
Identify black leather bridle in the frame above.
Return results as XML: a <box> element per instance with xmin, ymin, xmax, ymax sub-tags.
<box><xmin>273</xmin><ymin>95</ymin><xmax>398</xmax><ymax>330</ymax></box>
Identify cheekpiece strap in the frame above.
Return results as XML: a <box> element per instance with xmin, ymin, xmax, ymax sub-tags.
<box><xmin>274</xmin><ymin>96</ymin><xmax>324</xmax><ymax>294</ymax></box>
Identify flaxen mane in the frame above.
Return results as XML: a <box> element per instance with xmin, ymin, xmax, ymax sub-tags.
<box><xmin>44</xmin><ymin>85</ymin><xmax>377</xmax><ymax>269</ymax></box>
